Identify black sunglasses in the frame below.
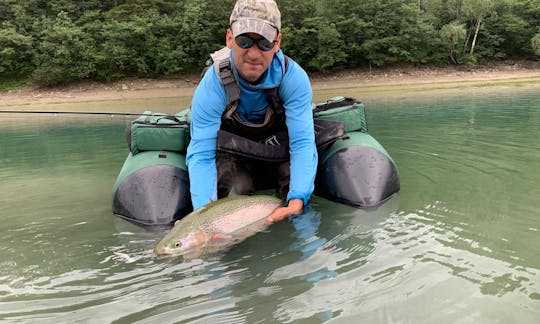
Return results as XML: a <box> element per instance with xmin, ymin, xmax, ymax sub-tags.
<box><xmin>235</xmin><ymin>35</ymin><xmax>276</xmax><ymax>52</ymax></box>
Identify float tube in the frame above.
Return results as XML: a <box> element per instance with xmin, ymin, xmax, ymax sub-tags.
<box><xmin>112</xmin><ymin>97</ymin><xmax>400</xmax><ymax>226</ymax></box>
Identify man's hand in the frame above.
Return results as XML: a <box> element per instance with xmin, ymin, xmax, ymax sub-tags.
<box><xmin>266</xmin><ymin>198</ymin><xmax>303</xmax><ymax>223</ymax></box>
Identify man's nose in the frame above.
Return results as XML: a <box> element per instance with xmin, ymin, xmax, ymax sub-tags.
<box><xmin>245</xmin><ymin>45</ymin><xmax>263</xmax><ymax>57</ymax></box>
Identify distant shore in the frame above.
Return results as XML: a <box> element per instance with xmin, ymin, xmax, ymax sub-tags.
<box><xmin>1</xmin><ymin>60</ymin><xmax>539</xmax><ymax>108</ymax></box>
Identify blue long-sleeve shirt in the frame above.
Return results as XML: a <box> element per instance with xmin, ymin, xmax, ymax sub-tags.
<box><xmin>186</xmin><ymin>49</ymin><xmax>317</xmax><ymax>210</ymax></box>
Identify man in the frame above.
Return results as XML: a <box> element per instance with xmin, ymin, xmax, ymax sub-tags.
<box><xmin>186</xmin><ymin>0</ymin><xmax>317</xmax><ymax>223</ymax></box>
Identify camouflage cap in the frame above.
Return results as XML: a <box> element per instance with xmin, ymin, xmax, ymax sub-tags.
<box><xmin>229</xmin><ymin>0</ymin><xmax>281</xmax><ymax>42</ymax></box>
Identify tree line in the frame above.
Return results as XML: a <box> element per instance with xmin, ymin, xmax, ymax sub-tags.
<box><xmin>1</xmin><ymin>0</ymin><xmax>539</xmax><ymax>86</ymax></box>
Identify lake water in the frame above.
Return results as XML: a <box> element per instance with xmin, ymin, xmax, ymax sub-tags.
<box><xmin>1</xmin><ymin>85</ymin><xmax>539</xmax><ymax>323</ymax></box>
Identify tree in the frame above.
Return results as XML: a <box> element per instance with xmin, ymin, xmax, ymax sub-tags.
<box><xmin>283</xmin><ymin>17</ymin><xmax>347</xmax><ymax>71</ymax></box>
<box><xmin>98</xmin><ymin>16</ymin><xmax>153</xmax><ymax>79</ymax></box>
<box><xmin>462</xmin><ymin>0</ymin><xmax>496</xmax><ymax>55</ymax></box>
<box><xmin>32</xmin><ymin>11</ymin><xmax>97</xmax><ymax>85</ymax></box>
<box><xmin>440</xmin><ymin>22</ymin><xmax>467</xmax><ymax>63</ymax></box>
<box><xmin>177</xmin><ymin>0</ymin><xmax>231</xmax><ymax>69</ymax></box>
<box><xmin>280</xmin><ymin>1</ymin><xmax>348</xmax><ymax>71</ymax></box>
<box><xmin>0</xmin><ymin>27</ymin><xmax>33</xmax><ymax>76</ymax></box>
<box><xmin>395</xmin><ymin>3</ymin><xmax>444</xmax><ymax>64</ymax></box>
<box><xmin>1</xmin><ymin>0</ymin><xmax>540</xmax><ymax>85</ymax></box>
<box><xmin>533</xmin><ymin>33</ymin><xmax>540</xmax><ymax>56</ymax></box>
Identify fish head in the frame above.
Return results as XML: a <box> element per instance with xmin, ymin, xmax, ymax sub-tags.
<box><xmin>153</xmin><ymin>224</ymin><xmax>209</xmax><ymax>257</ymax></box>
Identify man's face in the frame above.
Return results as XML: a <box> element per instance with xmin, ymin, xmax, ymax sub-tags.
<box><xmin>226</xmin><ymin>29</ymin><xmax>281</xmax><ymax>83</ymax></box>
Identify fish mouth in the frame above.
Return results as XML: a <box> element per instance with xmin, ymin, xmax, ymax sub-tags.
<box><xmin>154</xmin><ymin>245</ymin><xmax>206</xmax><ymax>260</ymax></box>
<box><xmin>153</xmin><ymin>246</ymin><xmax>183</xmax><ymax>257</ymax></box>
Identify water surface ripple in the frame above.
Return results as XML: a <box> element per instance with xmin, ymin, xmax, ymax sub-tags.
<box><xmin>1</xmin><ymin>87</ymin><xmax>539</xmax><ymax>323</ymax></box>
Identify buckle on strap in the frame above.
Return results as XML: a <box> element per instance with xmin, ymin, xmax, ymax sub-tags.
<box><xmin>265</xmin><ymin>87</ymin><xmax>284</xmax><ymax>116</ymax></box>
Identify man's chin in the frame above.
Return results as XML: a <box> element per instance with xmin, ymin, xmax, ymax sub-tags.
<box><xmin>239</xmin><ymin>68</ymin><xmax>263</xmax><ymax>83</ymax></box>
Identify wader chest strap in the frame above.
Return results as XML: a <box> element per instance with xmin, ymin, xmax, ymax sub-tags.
<box><xmin>218</xmin><ymin>60</ymin><xmax>241</xmax><ymax>119</ymax></box>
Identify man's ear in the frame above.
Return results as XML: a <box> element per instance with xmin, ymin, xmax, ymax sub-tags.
<box><xmin>226</xmin><ymin>29</ymin><xmax>234</xmax><ymax>49</ymax></box>
<box><xmin>274</xmin><ymin>33</ymin><xmax>282</xmax><ymax>52</ymax></box>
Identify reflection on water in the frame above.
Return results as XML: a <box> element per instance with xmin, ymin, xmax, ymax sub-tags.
<box><xmin>1</xmin><ymin>86</ymin><xmax>539</xmax><ymax>322</ymax></box>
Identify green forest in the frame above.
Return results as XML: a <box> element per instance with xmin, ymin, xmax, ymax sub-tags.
<box><xmin>1</xmin><ymin>0</ymin><xmax>539</xmax><ymax>86</ymax></box>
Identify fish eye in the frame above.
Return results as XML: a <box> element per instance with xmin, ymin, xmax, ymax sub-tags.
<box><xmin>175</xmin><ymin>242</ymin><xmax>181</xmax><ymax>248</ymax></box>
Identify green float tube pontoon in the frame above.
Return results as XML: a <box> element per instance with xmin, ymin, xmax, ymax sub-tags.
<box><xmin>112</xmin><ymin>97</ymin><xmax>400</xmax><ymax>226</ymax></box>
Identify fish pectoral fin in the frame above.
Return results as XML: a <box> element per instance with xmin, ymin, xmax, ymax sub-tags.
<box><xmin>211</xmin><ymin>233</ymin><xmax>233</xmax><ymax>243</ymax></box>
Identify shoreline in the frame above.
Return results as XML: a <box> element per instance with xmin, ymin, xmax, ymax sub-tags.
<box><xmin>1</xmin><ymin>62</ymin><xmax>539</xmax><ymax>108</ymax></box>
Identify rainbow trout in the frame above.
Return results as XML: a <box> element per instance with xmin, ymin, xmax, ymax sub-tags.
<box><xmin>154</xmin><ymin>195</ymin><xmax>282</xmax><ymax>257</ymax></box>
